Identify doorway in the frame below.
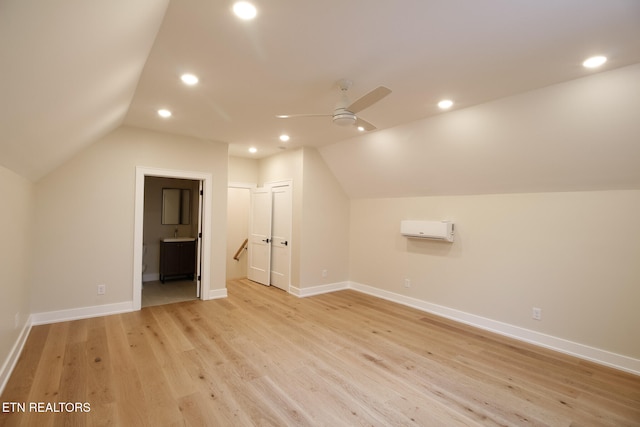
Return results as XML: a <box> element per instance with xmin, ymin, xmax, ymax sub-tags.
<box><xmin>227</xmin><ymin>184</ymin><xmax>254</xmax><ymax>280</ymax></box>
<box><xmin>141</xmin><ymin>176</ymin><xmax>200</xmax><ymax>307</ymax></box>
<box><xmin>133</xmin><ymin>167</ymin><xmax>213</xmax><ymax>310</ymax></box>
<box><xmin>247</xmin><ymin>182</ymin><xmax>292</xmax><ymax>291</ymax></box>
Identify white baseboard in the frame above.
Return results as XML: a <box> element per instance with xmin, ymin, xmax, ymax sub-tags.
<box><xmin>348</xmin><ymin>281</ymin><xmax>640</xmax><ymax>376</ymax></box>
<box><xmin>0</xmin><ymin>317</ymin><xmax>33</xmax><ymax>396</ymax></box>
<box><xmin>208</xmin><ymin>288</ymin><xmax>228</xmax><ymax>300</ymax></box>
<box><xmin>290</xmin><ymin>281</ymin><xmax>349</xmax><ymax>298</ymax></box>
<box><xmin>31</xmin><ymin>301</ymin><xmax>135</xmax><ymax>325</ymax></box>
<box><xmin>4</xmin><ymin>279</ymin><xmax>637</xmax><ymax>397</ymax></box>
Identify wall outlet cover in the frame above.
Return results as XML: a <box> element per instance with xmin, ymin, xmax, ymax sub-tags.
<box><xmin>532</xmin><ymin>307</ymin><xmax>542</xmax><ymax>320</ymax></box>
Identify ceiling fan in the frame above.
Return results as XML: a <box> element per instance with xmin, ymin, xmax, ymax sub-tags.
<box><xmin>276</xmin><ymin>79</ymin><xmax>391</xmax><ymax>131</ymax></box>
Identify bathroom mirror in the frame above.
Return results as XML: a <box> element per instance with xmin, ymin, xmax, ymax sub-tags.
<box><xmin>162</xmin><ymin>188</ymin><xmax>190</xmax><ymax>225</ymax></box>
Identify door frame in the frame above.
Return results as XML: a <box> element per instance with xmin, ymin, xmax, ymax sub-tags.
<box><xmin>133</xmin><ymin>166</ymin><xmax>213</xmax><ymax>310</ymax></box>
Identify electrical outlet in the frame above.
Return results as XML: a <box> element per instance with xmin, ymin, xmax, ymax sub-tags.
<box><xmin>532</xmin><ymin>307</ymin><xmax>542</xmax><ymax>321</ymax></box>
<box><xmin>14</xmin><ymin>313</ymin><xmax>20</xmax><ymax>329</ymax></box>
<box><xmin>404</xmin><ymin>278</ymin><xmax>411</xmax><ymax>288</ymax></box>
<box><xmin>97</xmin><ymin>284</ymin><xmax>106</xmax><ymax>295</ymax></box>
<box><xmin>322</xmin><ymin>269</ymin><xmax>328</xmax><ymax>278</ymax></box>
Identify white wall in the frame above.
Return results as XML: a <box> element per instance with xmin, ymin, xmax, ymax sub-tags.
<box><xmin>0</xmin><ymin>166</ymin><xmax>34</xmax><ymax>388</ymax></box>
<box><xmin>349</xmin><ymin>190</ymin><xmax>640</xmax><ymax>361</ymax></box>
<box><xmin>31</xmin><ymin>126</ymin><xmax>228</xmax><ymax>314</ymax></box>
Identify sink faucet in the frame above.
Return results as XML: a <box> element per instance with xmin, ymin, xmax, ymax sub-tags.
<box><xmin>174</xmin><ymin>228</ymin><xmax>178</xmax><ymax>237</ymax></box>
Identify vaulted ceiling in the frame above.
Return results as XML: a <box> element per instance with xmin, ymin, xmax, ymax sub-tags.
<box><xmin>1</xmin><ymin>0</ymin><xmax>639</xmax><ymax>196</ymax></box>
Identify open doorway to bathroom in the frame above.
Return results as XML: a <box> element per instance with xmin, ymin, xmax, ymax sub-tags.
<box><xmin>133</xmin><ymin>167</ymin><xmax>213</xmax><ymax>311</ymax></box>
<box><xmin>141</xmin><ymin>176</ymin><xmax>201</xmax><ymax>307</ymax></box>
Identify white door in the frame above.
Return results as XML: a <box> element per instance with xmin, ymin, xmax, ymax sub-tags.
<box><xmin>270</xmin><ymin>185</ymin><xmax>291</xmax><ymax>291</ymax></box>
<box><xmin>247</xmin><ymin>187</ymin><xmax>272</xmax><ymax>285</ymax></box>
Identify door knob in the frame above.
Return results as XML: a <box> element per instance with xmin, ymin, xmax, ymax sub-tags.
<box><xmin>262</xmin><ymin>238</ymin><xmax>271</xmax><ymax>243</ymax></box>
<box><xmin>281</xmin><ymin>240</ymin><xmax>288</xmax><ymax>246</ymax></box>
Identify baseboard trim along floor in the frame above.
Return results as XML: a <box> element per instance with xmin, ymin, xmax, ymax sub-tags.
<box><xmin>2</xmin><ymin>278</ymin><xmax>637</xmax><ymax>397</ymax></box>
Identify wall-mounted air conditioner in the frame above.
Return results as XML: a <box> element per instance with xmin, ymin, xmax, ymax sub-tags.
<box><xmin>400</xmin><ymin>220</ymin><xmax>454</xmax><ymax>242</ymax></box>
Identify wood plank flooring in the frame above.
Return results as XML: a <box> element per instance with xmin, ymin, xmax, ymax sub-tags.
<box><xmin>2</xmin><ymin>278</ymin><xmax>639</xmax><ymax>426</ymax></box>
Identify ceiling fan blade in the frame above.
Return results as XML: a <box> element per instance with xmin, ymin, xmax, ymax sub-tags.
<box><xmin>355</xmin><ymin>117</ymin><xmax>376</xmax><ymax>131</ymax></box>
<box><xmin>348</xmin><ymin>86</ymin><xmax>391</xmax><ymax>113</ymax></box>
<box><xmin>276</xmin><ymin>113</ymin><xmax>331</xmax><ymax>119</ymax></box>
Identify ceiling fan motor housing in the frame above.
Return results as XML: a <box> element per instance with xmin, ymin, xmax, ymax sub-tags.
<box><xmin>333</xmin><ymin>108</ymin><xmax>356</xmax><ymax>126</ymax></box>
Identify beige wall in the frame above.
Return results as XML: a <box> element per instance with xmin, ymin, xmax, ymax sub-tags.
<box><xmin>31</xmin><ymin>126</ymin><xmax>228</xmax><ymax>313</ymax></box>
<box><xmin>349</xmin><ymin>190</ymin><xmax>640</xmax><ymax>359</ymax></box>
<box><xmin>228</xmin><ymin>156</ymin><xmax>258</xmax><ymax>184</ymax></box>
<box><xmin>0</xmin><ymin>166</ymin><xmax>34</xmax><ymax>370</ymax></box>
<box><xmin>300</xmin><ymin>148</ymin><xmax>350</xmax><ymax>286</ymax></box>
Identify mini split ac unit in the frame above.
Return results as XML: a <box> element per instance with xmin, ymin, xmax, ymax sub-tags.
<box><xmin>400</xmin><ymin>220</ymin><xmax>454</xmax><ymax>242</ymax></box>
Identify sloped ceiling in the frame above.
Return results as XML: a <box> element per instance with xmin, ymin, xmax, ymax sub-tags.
<box><xmin>319</xmin><ymin>64</ymin><xmax>640</xmax><ymax>198</ymax></box>
<box><xmin>1</xmin><ymin>0</ymin><xmax>639</xmax><ymax>194</ymax></box>
<box><xmin>0</xmin><ymin>0</ymin><xmax>169</xmax><ymax>180</ymax></box>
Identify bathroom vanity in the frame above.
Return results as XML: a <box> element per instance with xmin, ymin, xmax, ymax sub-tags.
<box><xmin>159</xmin><ymin>238</ymin><xmax>196</xmax><ymax>283</ymax></box>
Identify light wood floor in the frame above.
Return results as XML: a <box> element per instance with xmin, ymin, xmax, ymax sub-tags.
<box><xmin>2</xmin><ymin>279</ymin><xmax>639</xmax><ymax>426</ymax></box>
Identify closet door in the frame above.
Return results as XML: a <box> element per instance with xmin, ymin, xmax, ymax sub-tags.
<box><xmin>247</xmin><ymin>183</ymin><xmax>292</xmax><ymax>290</ymax></box>
<box><xmin>269</xmin><ymin>185</ymin><xmax>291</xmax><ymax>291</ymax></box>
<box><xmin>247</xmin><ymin>188</ymin><xmax>272</xmax><ymax>285</ymax></box>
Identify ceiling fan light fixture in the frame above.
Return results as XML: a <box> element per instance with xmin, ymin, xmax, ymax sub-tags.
<box><xmin>333</xmin><ymin>111</ymin><xmax>356</xmax><ymax>126</ymax></box>
<box><xmin>278</xmin><ymin>80</ymin><xmax>390</xmax><ymax>131</ymax></box>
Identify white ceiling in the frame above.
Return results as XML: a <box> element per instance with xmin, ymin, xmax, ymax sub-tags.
<box><xmin>2</xmin><ymin>0</ymin><xmax>640</xmax><ymax>190</ymax></box>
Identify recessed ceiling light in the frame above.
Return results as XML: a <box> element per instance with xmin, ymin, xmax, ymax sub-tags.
<box><xmin>583</xmin><ymin>56</ymin><xmax>607</xmax><ymax>69</ymax></box>
<box><xmin>279</xmin><ymin>134</ymin><xmax>290</xmax><ymax>142</ymax></box>
<box><xmin>157</xmin><ymin>109</ymin><xmax>172</xmax><ymax>118</ymax></box>
<box><xmin>248</xmin><ymin>147</ymin><xmax>257</xmax><ymax>153</ymax></box>
<box><xmin>180</xmin><ymin>73</ymin><xmax>199</xmax><ymax>85</ymax></box>
<box><xmin>233</xmin><ymin>1</ymin><xmax>257</xmax><ymax>20</ymax></box>
<box><xmin>357</xmin><ymin>126</ymin><xmax>365</xmax><ymax>132</ymax></box>
<box><xmin>438</xmin><ymin>99</ymin><xmax>454</xmax><ymax>110</ymax></box>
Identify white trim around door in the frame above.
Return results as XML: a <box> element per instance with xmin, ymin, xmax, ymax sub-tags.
<box><xmin>133</xmin><ymin>166</ymin><xmax>214</xmax><ymax>310</ymax></box>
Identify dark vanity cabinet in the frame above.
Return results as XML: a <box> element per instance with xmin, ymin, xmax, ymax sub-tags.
<box><xmin>160</xmin><ymin>240</ymin><xmax>196</xmax><ymax>282</ymax></box>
